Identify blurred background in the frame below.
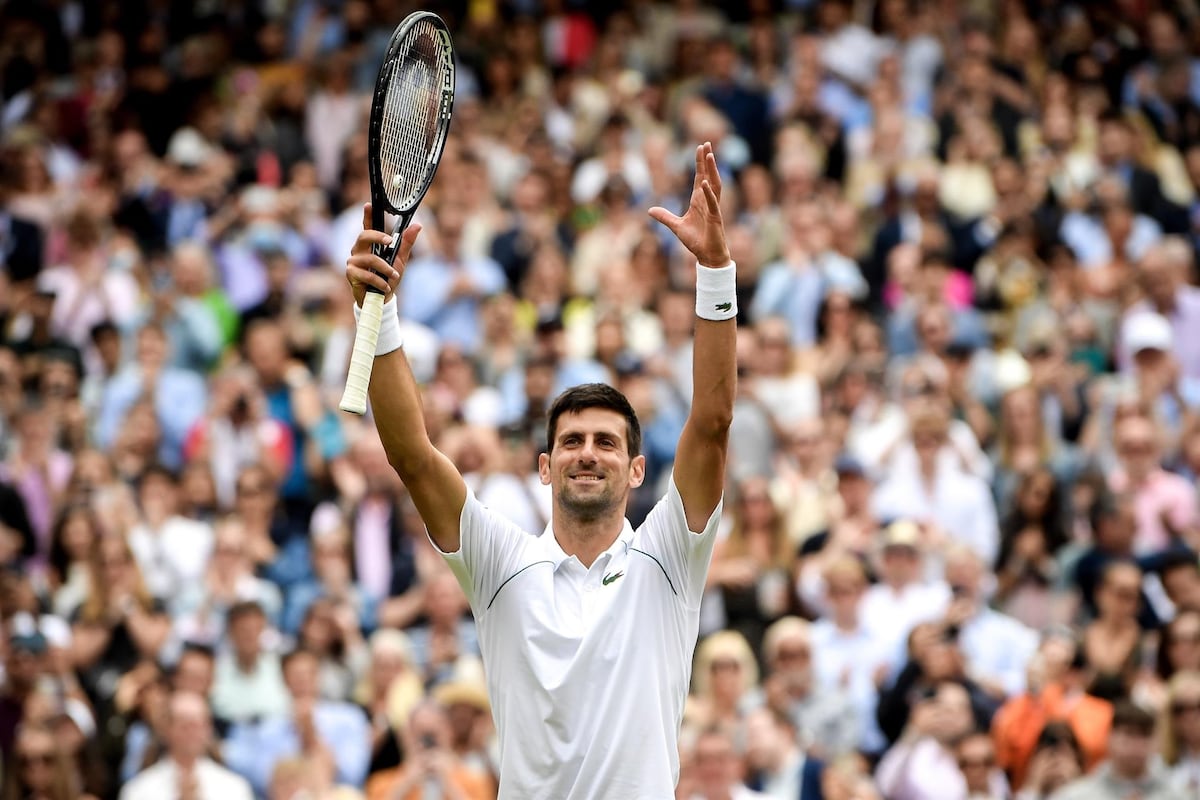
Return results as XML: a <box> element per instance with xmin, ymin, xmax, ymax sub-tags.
<box><xmin>1</xmin><ymin>0</ymin><xmax>1200</xmax><ymax>798</ymax></box>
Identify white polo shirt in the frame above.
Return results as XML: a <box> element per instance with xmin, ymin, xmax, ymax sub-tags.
<box><xmin>437</xmin><ymin>479</ymin><xmax>721</xmax><ymax>800</ymax></box>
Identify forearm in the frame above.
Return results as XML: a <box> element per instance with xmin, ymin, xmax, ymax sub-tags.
<box><xmin>368</xmin><ymin>348</ymin><xmax>439</xmax><ymax>473</ymax></box>
<box><xmin>689</xmin><ymin>316</ymin><xmax>737</xmax><ymax>436</ymax></box>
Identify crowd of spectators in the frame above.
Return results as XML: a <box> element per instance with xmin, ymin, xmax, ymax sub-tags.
<box><xmin>2</xmin><ymin>0</ymin><xmax>1200</xmax><ymax>798</ymax></box>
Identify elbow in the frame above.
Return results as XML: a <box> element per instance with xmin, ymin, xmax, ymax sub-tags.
<box><xmin>386</xmin><ymin>446</ymin><xmax>437</xmax><ymax>481</ymax></box>
<box><xmin>694</xmin><ymin>412</ymin><xmax>733</xmax><ymax>441</ymax></box>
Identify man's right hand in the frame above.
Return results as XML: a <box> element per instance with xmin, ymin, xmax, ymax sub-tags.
<box><xmin>346</xmin><ymin>203</ymin><xmax>422</xmax><ymax>307</ymax></box>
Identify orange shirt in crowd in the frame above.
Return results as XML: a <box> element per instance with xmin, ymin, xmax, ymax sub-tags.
<box><xmin>364</xmin><ymin>765</ymin><xmax>495</xmax><ymax>800</ymax></box>
<box><xmin>992</xmin><ymin>682</ymin><xmax>1113</xmax><ymax>788</ymax></box>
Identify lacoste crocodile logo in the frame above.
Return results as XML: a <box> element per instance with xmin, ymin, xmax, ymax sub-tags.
<box><xmin>714</xmin><ymin>302</ymin><xmax>732</xmax><ymax>312</ymax></box>
<box><xmin>602</xmin><ymin>571</ymin><xmax>624</xmax><ymax>586</ymax></box>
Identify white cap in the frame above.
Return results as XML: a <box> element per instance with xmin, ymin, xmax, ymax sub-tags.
<box><xmin>166</xmin><ymin>127</ymin><xmax>211</xmax><ymax>167</ymax></box>
<box><xmin>1123</xmin><ymin>312</ymin><xmax>1173</xmax><ymax>355</ymax></box>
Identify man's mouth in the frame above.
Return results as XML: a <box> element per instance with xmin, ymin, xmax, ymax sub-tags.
<box><xmin>570</xmin><ymin>474</ymin><xmax>603</xmax><ymax>482</ymax></box>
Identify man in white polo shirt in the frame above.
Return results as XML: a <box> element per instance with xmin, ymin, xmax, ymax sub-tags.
<box><xmin>344</xmin><ymin>143</ymin><xmax>736</xmax><ymax>799</ymax></box>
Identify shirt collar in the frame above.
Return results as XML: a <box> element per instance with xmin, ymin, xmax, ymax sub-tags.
<box><xmin>537</xmin><ymin>517</ymin><xmax>635</xmax><ymax>572</ymax></box>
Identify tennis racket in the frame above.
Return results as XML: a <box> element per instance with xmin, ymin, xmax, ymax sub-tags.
<box><xmin>340</xmin><ymin>11</ymin><xmax>456</xmax><ymax>415</ymax></box>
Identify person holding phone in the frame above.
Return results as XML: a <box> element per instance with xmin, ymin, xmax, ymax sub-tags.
<box><xmin>365</xmin><ymin>700</ymin><xmax>494</xmax><ymax>800</ymax></box>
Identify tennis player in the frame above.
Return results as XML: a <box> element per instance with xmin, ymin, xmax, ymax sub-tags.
<box><xmin>345</xmin><ymin>143</ymin><xmax>736</xmax><ymax>799</ymax></box>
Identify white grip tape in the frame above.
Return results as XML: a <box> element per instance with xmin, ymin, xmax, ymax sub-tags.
<box><xmin>696</xmin><ymin>261</ymin><xmax>737</xmax><ymax>321</ymax></box>
<box><xmin>339</xmin><ymin>292</ymin><xmax>389</xmax><ymax>415</ymax></box>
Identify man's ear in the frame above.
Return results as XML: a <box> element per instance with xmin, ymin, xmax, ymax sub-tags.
<box><xmin>538</xmin><ymin>452</ymin><xmax>551</xmax><ymax>486</ymax></box>
<box><xmin>628</xmin><ymin>454</ymin><xmax>646</xmax><ymax>489</ymax></box>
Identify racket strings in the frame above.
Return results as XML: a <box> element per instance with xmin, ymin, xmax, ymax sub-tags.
<box><xmin>379</xmin><ymin>20</ymin><xmax>451</xmax><ymax>210</ymax></box>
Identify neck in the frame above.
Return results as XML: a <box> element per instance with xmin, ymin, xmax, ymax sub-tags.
<box><xmin>551</xmin><ymin>510</ymin><xmax>625</xmax><ymax>568</ymax></box>
<box><xmin>834</xmin><ymin>614</ymin><xmax>857</xmax><ymax>632</ymax></box>
<box><xmin>173</xmin><ymin>753</ymin><xmax>200</xmax><ymax>770</ymax></box>
<box><xmin>235</xmin><ymin>651</ymin><xmax>258</xmax><ymax>672</ymax></box>
<box><xmin>1112</xmin><ymin>762</ymin><xmax>1147</xmax><ymax>782</ymax></box>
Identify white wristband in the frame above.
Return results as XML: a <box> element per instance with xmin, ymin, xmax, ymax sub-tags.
<box><xmin>353</xmin><ymin>294</ymin><xmax>404</xmax><ymax>355</ymax></box>
<box><xmin>695</xmin><ymin>261</ymin><xmax>737</xmax><ymax>321</ymax></box>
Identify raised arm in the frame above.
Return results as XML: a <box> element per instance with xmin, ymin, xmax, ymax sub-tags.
<box><xmin>649</xmin><ymin>143</ymin><xmax>736</xmax><ymax>532</ymax></box>
<box><xmin>345</xmin><ymin>205</ymin><xmax>467</xmax><ymax>552</ymax></box>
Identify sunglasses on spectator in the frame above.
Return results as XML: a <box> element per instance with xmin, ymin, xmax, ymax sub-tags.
<box><xmin>775</xmin><ymin>646</ymin><xmax>810</xmax><ymax>662</ymax></box>
<box><xmin>1172</xmin><ymin>699</ymin><xmax>1200</xmax><ymax>716</ymax></box>
<box><xmin>958</xmin><ymin>755</ymin><xmax>994</xmax><ymax>769</ymax></box>
<box><xmin>18</xmin><ymin>751</ymin><xmax>54</xmax><ymax>768</ymax></box>
<box><xmin>710</xmin><ymin>659</ymin><xmax>741</xmax><ymax>672</ymax></box>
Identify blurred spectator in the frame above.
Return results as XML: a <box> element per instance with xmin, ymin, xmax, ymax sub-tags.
<box><xmin>679</xmin><ymin>724</ymin><xmax>769</xmax><ymax>800</ymax></box>
<box><xmin>758</xmin><ymin>616</ymin><xmax>858</xmax><ymax>762</ymax></box>
<box><xmin>741</xmin><ymin>706</ymin><xmax>824</xmax><ymax>800</ymax></box>
<box><xmin>874</xmin><ymin>682</ymin><xmax>989</xmax><ymax>800</ymax></box>
<box><xmin>689</xmin><ymin>630</ymin><xmax>759</xmax><ymax>737</ymax></box>
<box><xmin>118</xmin><ymin>690</ymin><xmax>252</xmax><ymax>800</ymax></box>
<box><xmin>1013</xmin><ymin>722</ymin><xmax>1087</xmax><ymax>800</ymax></box>
<box><xmin>224</xmin><ymin>647</ymin><xmax>370</xmax><ymax>796</ymax></box>
<box><xmin>1159</xmin><ymin>669</ymin><xmax>1200</xmax><ymax>794</ymax></box>
<box><xmin>210</xmin><ymin>600</ymin><xmax>289</xmax><ymax>726</ymax></box>
<box><xmin>363</xmin><ymin>699</ymin><xmax>494</xmax><ymax>800</ymax></box>
<box><xmin>1049</xmin><ymin>700</ymin><xmax>1186</xmax><ymax>800</ymax></box>
<box><xmin>810</xmin><ymin>556</ymin><xmax>891</xmax><ymax>756</ymax></box>
<box><xmin>993</xmin><ymin>631</ymin><xmax>1112</xmax><ymax>787</ymax></box>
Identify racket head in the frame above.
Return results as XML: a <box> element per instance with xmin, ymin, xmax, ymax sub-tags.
<box><xmin>367</xmin><ymin>11</ymin><xmax>456</xmax><ymax>235</ymax></box>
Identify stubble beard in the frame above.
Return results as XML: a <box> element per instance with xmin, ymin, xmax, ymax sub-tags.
<box><xmin>557</xmin><ymin>481</ymin><xmax>621</xmax><ymax>524</ymax></box>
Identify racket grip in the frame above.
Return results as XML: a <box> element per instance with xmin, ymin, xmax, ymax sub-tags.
<box><xmin>339</xmin><ymin>291</ymin><xmax>385</xmax><ymax>415</ymax></box>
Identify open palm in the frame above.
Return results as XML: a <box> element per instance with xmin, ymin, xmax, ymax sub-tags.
<box><xmin>649</xmin><ymin>142</ymin><xmax>731</xmax><ymax>268</ymax></box>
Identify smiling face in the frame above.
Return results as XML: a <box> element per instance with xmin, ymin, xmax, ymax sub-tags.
<box><xmin>539</xmin><ymin>407</ymin><xmax>645</xmax><ymax>523</ymax></box>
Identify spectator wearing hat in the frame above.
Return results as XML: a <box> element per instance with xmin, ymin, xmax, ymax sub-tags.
<box><xmin>1119</xmin><ymin>311</ymin><xmax>1200</xmax><ymax>437</ymax></box>
<box><xmin>1049</xmin><ymin>700</ymin><xmax>1187</xmax><ymax>800</ymax></box>
<box><xmin>860</xmin><ymin>520</ymin><xmax>951</xmax><ymax>665</ymax></box>
<box><xmin>119</xmin><ymin>690</ymin><xmax>253</xmax><ymax>800</ymax></box>
<box><xmin>433</xmin><ymin>664</ymin><xmax>496</xmax><ymax>789</ymax></box>
<box><xmin>1122</xmin><ymin>239</ymin><xmax>1200</xmax><ymax>380</ymax></box>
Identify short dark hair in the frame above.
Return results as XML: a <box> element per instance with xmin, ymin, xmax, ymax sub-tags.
<box><xmin>1110</xmin><ymin>700</ymin><xmax>1156</xmax><ymax>735</ymax></box>
<box><xmin>546</xmin><ymin>383</ymin><xmax>641</xmax><ymax>457</ymax></box>
<box><xmin>226</xmin><ymin>600</ymin><xmax>265</xmax><ymax>624</ymax></box>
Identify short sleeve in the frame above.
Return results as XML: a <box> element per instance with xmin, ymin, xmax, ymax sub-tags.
<box><xmin>632</xmin><ymin>476</ymin><xmax>722</xmax><ymax>609</ymax></box>
<box><xmin>430</xmin><ymin>489</ymin><xmax>531</xmax><ymax>615</ymax></box>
